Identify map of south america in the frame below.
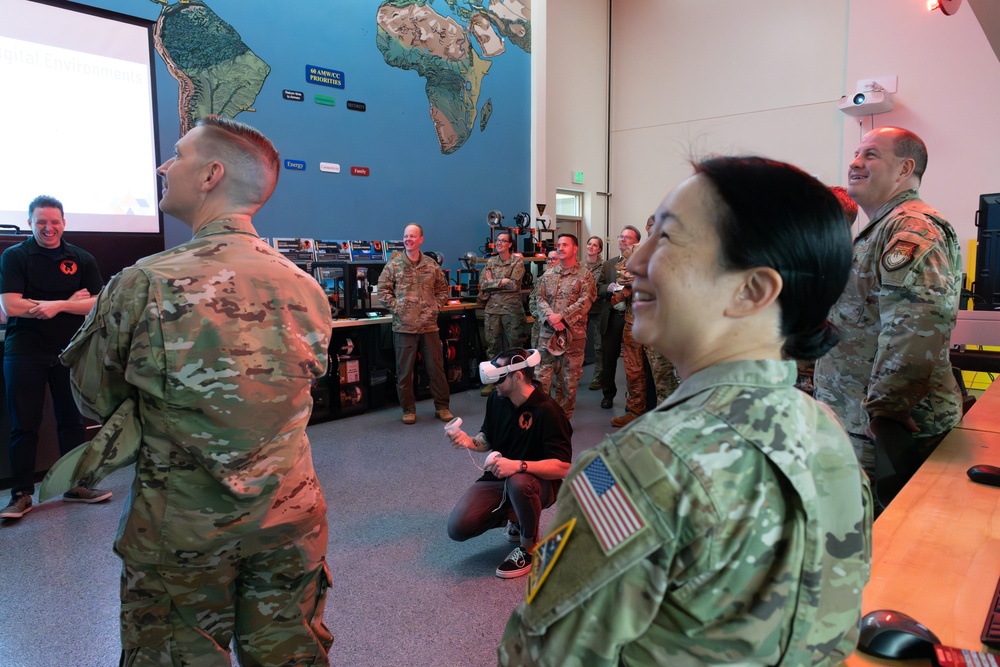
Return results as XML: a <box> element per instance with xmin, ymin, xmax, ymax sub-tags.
<box><xmin>151</xmin><ymin>0</ymin><xmax>270</xmax><ymax>135</ymax></box>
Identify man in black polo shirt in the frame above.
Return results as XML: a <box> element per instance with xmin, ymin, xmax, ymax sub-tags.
<box><xmin>446</xmin><ymin>347</ymin><xmax>572</xmax><ymax>578</ymax></box>
<box><xmin>0</xmin><ymin>195</ymin><xmax>109</xmax><ymax>520</ymax></box>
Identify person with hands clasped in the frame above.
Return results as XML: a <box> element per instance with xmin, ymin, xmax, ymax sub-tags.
<box><xmin>446</xmin><ymin>348</ymin><xmax>572</xmax><ymax>579</ymax></box>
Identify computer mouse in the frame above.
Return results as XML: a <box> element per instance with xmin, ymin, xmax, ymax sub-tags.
<box><xmin>857</xmin><ymin>609</ymin><xmax>940</xmax><ymax>660</ymax></box>
<box><xmin>967</xmin><ymin>464</ymin><xmax>1000</xmax><ymax>487</ymax></box>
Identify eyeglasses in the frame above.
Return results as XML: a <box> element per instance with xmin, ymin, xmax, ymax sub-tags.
<box><xmin>618</xmin><ymin>234</ymin><xmax>637</xmax><ymax>241</ymax></box>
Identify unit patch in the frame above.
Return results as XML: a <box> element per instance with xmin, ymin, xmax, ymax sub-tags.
<box><xmin>569</xmin><ymin>455</ymin><xmax>645</xmax><ymax>555</ymax></box>
<box><xmin>881</xmin><ymin>240</ymin><xmax>918</xmax><ymax>272</ymax></box>
<box><xmin>525</xmin><ymin>518</ymin><xmax>575</xmax><ymax>604</ymax></box>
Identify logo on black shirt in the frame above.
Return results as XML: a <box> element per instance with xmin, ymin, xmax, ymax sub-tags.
<box><xmin>60</xmin><ymin>260</ymin><xmax>78</xmax><ymax>275</ymax></box>
<box><xmin>519</xmin><ymin>412</ymin><xmax>533</xmax><ymax>430</ymax></box>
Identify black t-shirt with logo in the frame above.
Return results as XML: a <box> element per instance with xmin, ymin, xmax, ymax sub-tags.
<box><xmin>477</xmin><ymin>383</ymin><xmax>573</xmax><ymax>492</ymax></box>
<box><xmin>0</xmin><ymin>237</ymin><xmax>103</xmax><ymax>355</ymax></box>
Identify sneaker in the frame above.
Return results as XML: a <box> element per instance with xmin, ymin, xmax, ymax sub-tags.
<box><xmin>480</xmin><ymin>384</ymin><xmax>495</xmax><ymax>396</ymax></box>
<box><xmin>611</xmin><ymin>412</ymin><xmax>640</xmax><ymax>428</ymax></box>
<box><xmin>63</xmin><ymin>485</ymin><xmax>113</xmax><ymax>504</ymax></box>
<box><xmin>435</xmin><ymin>409</ymin><xmax>454</xmax><ymax>422</ymax></box>
<box><xmin>502</xmin><ymin>521</ymin><xmax>521</xmax><ymax>543</ymax></box>
<box><xmin>402</xmin><ymin>412</ymin><xmax>417</xmax><ymax>425</ymax></box>
<box><xmin>1</xmin><ymin>494</ymin><xmax>32</xmax><ymax>520</ymax></box>
<box><xmin>588</xmin><ymin>380</ymin><xmax>601</xmax><ymax>390</ymax></box>
<box><xmin>496</xmin><ymin>546</ymin><xmax>532</xmax><ymax>579</ymax></box>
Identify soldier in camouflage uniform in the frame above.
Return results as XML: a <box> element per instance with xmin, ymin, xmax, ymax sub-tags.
<box><xmin>60</xmin><ymin>117</ymin><xmax>334</xmax><ymax>664</ymax></box>
<box><xmin>377</xmin><ymin>223</ymin><xmax>453</xmax><ymax>424</ymax></box>
<box><xmin>609</xmin><ymin>243</ymin><xmax>647</xmax><ymax>427</ymax></box>
<box><xmin>534</xmin><ymin>234</ymin><xmax>596</xmax><ymax>420</ymax></box>
<box><xmin>584</xmin><ymin>236</ymin><xmax>606</xmax><ymax>390</ymax></box>
<box><xmin>528</xmin><ymin>251</ymin><xmax>558</xmax><ymax>350</ymax></box>
<box><xmin>814</xmin><ymin>127</ymin><xmax>962</xmax><ymax>508</ymax></box>
<box><xmin>500</xmin><ymin>157</ymin><xmax>870</xmax><ymax>666</ymax></box>
<box><xmin>479</xmin><ymin>231</ymin><xmax>527</xmax><ymax>395</ymax></box>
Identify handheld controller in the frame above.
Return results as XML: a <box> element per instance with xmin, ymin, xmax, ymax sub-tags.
<box><xmin>443</xmin><ymin>417</ymin><xmax>463</xmax><ymax>437</ymax></box>
<box><xmin>485</xmin><ymin>451</ymin><xmax>501</xmax><ymax>467</ymax></box>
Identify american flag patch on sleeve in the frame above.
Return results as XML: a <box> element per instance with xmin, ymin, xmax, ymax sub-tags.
<box><xmin>569</xmin><ymin>454</ymin><xmax>645</xmax><ymax>554</ymax></box>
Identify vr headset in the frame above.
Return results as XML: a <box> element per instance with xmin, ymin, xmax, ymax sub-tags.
<box><xmin>478</xmin><ymin>349</ymin><xmax>542</xmax><ymax>385</ymax></box>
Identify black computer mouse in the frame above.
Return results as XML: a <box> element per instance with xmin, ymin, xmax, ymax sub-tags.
<box><xmin>857</xmin><ymin>609</ymin><xmax>940</xmax><ymax>660</ymax></box>
<box><xmin>967</xmin><ymin>464</ymin><xmax>1000</xmax><ymax>487</ymax></box>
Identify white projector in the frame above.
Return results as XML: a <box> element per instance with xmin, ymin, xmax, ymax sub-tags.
<box><xmin>838</xmin><ymin>90</ymin><xmax>894</xmax><ymax>117</ymax></box>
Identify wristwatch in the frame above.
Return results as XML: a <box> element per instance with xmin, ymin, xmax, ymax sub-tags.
<box><xmin>520</xmin><ymin>460</ymin><xmax>528</xmax><ymax>473</ymax></box>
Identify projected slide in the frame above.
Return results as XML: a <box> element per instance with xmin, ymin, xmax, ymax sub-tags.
<box><xmin>0</xmin><ymin>0</ymin><xmax>160</xmax><ymax>233</ymax></box>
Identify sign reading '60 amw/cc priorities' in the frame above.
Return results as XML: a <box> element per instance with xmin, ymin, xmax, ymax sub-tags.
<box><xmin>306</xmin><ymin>65</ymin><xmax>344</xmax><ymax>89</ymax></box>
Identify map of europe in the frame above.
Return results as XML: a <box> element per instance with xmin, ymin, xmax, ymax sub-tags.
<box><xmin>376</xmin><ymin>0</ymin><xmax>531</xmax><ymax>154</ymax></box>
<box><xmin>150</xmin><ymin>0</ymin><xmax>270</xmax><ymax>136</ymax></box>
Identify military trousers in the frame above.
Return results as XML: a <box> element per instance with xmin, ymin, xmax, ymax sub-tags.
<box><xmin>393</xmin><ymin>330</ymin><xmax>450</xmax><ymax>414</ymax></box>
<box><xmin>586</xmin><ymin>313</ymin><xmax>603</xmax><ymax>384</ymax></box>
<box><xmin>536</xmin><ymin>336</ymin><xmax>586</xmax><ymax>420</ymax></box>
<box><xmin>118</xmin><ymin>540</ymin><xmax>332</xmax><ymax>666</ymax></box>
<box><xmin>484</xmin><ymin>310</ymin><xmax>527</xmax><ymax>359</ymax></box>
<box><xmin>643</xmin><ymin>345</ymin><xmax>679</xmax><ymax>405</ymax></box>
<box><xmin>621</xmin><ymin>323</ymin><xmax>646</xmax><ymax>417</ymax></box>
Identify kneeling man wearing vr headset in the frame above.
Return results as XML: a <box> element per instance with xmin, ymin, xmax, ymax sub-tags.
<box><xmin>446</xmin><ymin>348</ymin><xmax>573</xmax><ymax>578</ymax></box>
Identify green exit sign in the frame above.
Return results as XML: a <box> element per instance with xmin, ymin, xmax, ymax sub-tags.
<box><xmin>573</xmin><ymin>171</ymin><xmax>584</xmax><ymax>184</ymax></box>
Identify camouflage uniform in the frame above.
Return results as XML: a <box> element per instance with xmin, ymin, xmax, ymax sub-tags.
<box><xmin>814</xmin><ymin>190</ymin><xmax>962</xmax><ymax>476</ymax></box>
<box><xmin>481</xmin><ymin>253</ymin><xmax>527</xmax><ymax>358</ymax></box>
<box><xmin>528</xmin><ymin>281</ymin><xmax>542</xmax><ymax>350</ymax></box>
<box><xmin>499</xmin><ymin>360</ymin><xmax>872</xmax><ymax>666</ymax></box>
<box><xmin>584</xmin><ymin>258</ymin><xmax>605</xmax><ymax>385</ymax></box>
<box><xmin>644</xmin><ymin>345</ymin><xmax>679</xmax><ymax>404</ymax></box>
<box><xmin>534</xmin><ymin>263</ymin><xmax>596</xmax><ymax>419</ymax></box>
<box><xmin>377</xmin><ymin>252</ymin><xmax>451</xmax><ymax>414</ymax></box>
<box><xmin>616</xmin><ymin>247</ymin><xmax>646</xmax><ymax>418</ymax></box>
<box><xmin>60</xmin><ymin>219</ymin><xmax>334</xmax><ymax>664</ymax></box>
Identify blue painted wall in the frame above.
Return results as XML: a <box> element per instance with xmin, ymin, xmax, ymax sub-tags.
<box><xmin>71</xmin><ymin>0</ymin><xmax>530</xmax><ymax>278</ymax></box>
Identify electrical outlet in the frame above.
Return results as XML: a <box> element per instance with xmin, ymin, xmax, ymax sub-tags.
<box><xmin>856</xmin><ymin>75</ymin><xmax>898</xmax><ymax>94</ymax></box>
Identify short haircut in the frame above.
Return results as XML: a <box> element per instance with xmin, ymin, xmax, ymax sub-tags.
<box><xmin>829</xmin><ymin>186</ymin><xmax>859</xmax><ymax>225</ymax></box>
<box><xmin>196</xmin><ymin>115</ymin><xmax>280</xmax><ymax>206</ymax></box>
<box><xmin>693</xmin><ymin>155</ymin><xmax>853</xmax><ymax>361</ymax></box>
<box><xmin>28</xmin><ymin>195</ymin><xmax>64</xmax><ymax>219</ymax></box>
<box><xmin>888</xmin><ymin>127</ymin><xmax>928</xmax><ymax>183</ymax></box>
<box><xmin>557</xmin><ymin>233</ymin><xmax>579</xmax><ymax>247</ymax></box>
<box><xmin>404</xmin><ymin>223</ymin><xmax>424</xmax><ymax>236</ymax></box>
<box><xmin>496</xmin><ymin>230</ymin><xmax>513</xmax><ymax>243</ymax></box>
<box><xmin>621</xmin><ymin>225</ymin><xmax>642</xmax><ymax>243</ymax></box>
<box><xmin>587</xmin><ymin>235</ymin><xmax>603</xmax><ymax>252</ymax></box>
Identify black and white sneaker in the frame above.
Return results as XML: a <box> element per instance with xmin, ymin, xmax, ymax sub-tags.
<box><xmin>502</xmin><ymin>521</ymin><xmax>521</xmax><ymax>543</ymax></box>
<box><xmin>496</xmin><ymin>546</ymin><xmax>532</xmax><ymax>579</ymax></box>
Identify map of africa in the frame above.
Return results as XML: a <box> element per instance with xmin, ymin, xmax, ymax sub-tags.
<box><xmin>376</xmin><ymin>0</ymin><xmax>531</xmax><ymax>154</ymax></box>
<box><xmin>150</xmin><ymin>0</ymin><xmax>270</xmax><ymax>136</ymax></box>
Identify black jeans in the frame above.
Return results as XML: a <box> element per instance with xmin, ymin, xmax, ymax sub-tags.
<box><xmin>4</xmin><ymin>353</ymin><xmax>86</xmax><ymax>496</ymax></box>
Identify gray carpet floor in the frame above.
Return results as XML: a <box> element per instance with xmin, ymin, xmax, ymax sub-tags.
<box><xmin>0</xmin><ymin>365</ymin><xmax>624</xmax><ymax>667</ymax></box>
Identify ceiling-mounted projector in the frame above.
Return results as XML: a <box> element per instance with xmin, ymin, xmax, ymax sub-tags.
<box><xmin>838</xmin><ymin>90</ymin><xmax>894</xmax><ymax>117</ymax></box>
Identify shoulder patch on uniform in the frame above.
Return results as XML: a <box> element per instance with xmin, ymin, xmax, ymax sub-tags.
<box><xmin>525</xmin><ymin>518</ymin><xmax>574</xmax><ymax>604</ymax></box>
<box><xmin>881</xmin><ymin>239</ymin><xmax>919</xmax><ymax>272</ymax></box>
<box><xmin>570</xmin><ymin>454</ymin><xmax>646</xmax><ymax>555</ymax></box>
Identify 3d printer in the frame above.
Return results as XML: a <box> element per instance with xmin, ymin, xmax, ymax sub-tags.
<box><xmin>313</xmin><ymin>261</ymin><xmax>388</xmax><ymax>319</ymax></box>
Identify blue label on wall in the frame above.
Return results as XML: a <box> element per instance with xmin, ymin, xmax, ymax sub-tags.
<box><xmin>306</xmin><ymin>65</ymin><xmax>344</xmax><ymax>89</ymax></box>
<box><xmin>283</xmin><ymin>89</ymin><xmax>304</xmax><ymax>101</ymax></box>
<box><xmin>284</xmin><ymin>159</ymin><xmax>306</xmax><ymax>171</ymax></box>
<box><xmin>346</xmin><ymin>100</ymin><xmax>366</xmax><ymax>112</ymax></box>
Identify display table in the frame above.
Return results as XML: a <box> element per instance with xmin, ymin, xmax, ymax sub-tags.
<box><xmin>840</xmin><ymin>380</ymin><xmax>1000</xmax><ymax>665</ymax></box>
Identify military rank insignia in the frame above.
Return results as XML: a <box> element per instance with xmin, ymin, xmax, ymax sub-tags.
<box><xmin>570</xmin><ymin>454</ymin><xmax>645</xmax><ymax>555</ymax></box>
<box><xmin>526</xmin><ymin>518</ymin><xmax>575</xmax><ymax>604</ymax></box>
<box><xmin>881</xmin><ymin>240</ymin><xmax>918</xmax><ymax>271</ymax></box>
